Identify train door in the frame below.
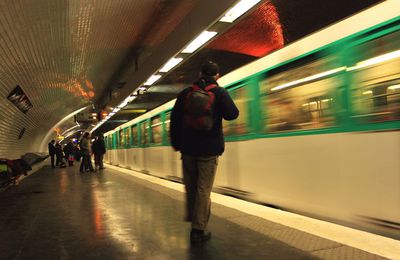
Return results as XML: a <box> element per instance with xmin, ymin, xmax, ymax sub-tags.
<box><xmin>164</xmin><ymin>111</ymin><xmax>182</xmax><ymax>180</ymax></box>
<box><xmin>146</xmin><ymin>115</ymin><xmax>166</xmax><ymax>177</ymax></box>
<box><xmin>219</xmin><ymin>83</ymin><xmax>254</xmax><ymax>194</ymax></box>
<box><xmin>139</xmin><ymin>120</ymin><xmax>150</xmax><ymax>173</ymax></box>
<box><xmin>130</xmin><ymin>124</ymin><xmax>141</xmax><ymax>171</ymax></box>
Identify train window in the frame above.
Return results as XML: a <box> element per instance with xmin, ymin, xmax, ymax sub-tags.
<box><xmin>118</xmin><ymin>129</ymin><xmax>124</xmax><ymax>148</ymax></box>
<box><xmin>131</xmin><ymin>125</ymin><xmax>138</xmax><ymax>146</ymax></box>
<box><xmin>165</xmin><ymin>112</ymin><xmax>171</xmax><ymax>143</ymax></box>
<box><xmin>125</xmin><ymin>128</ymin><xmax>131</xmax><ymax>147</ymax></box>
<box><xmin>349</xmin><ymin>31</ymin><xmax>400</xmax><ymax>123</ymax></box>
<box><xmin>107</xmin><ymin>135</ymin><xmax>112</xmax><ymax>149</ymax></box>
<box><xmin>223</xmin><ymin>86</ymin><xmax>251</xmax><ymax>136</ymax></box>
<box><xmin>140</xmin><ymin>121</ymin><xmax>149</xmax><ymax>145</ymax></box>
<box><xmin>222</xmin><ymin>116</ymin><xmax>231</xmax><ymax>136</ymax></box>
<box><xmin>260</xmin><ymin>56</ymin><xmax>338</xmax><ymax>132</ymax></box>
<box><xmin>112</xmin><ymin>133</ymin><xmax>117</xmax><ymax>149</ymax></box>
<box><xmin>151</xmin><ymin>116</ymin><xmax>162</xmax><ymax>145</ymax></box>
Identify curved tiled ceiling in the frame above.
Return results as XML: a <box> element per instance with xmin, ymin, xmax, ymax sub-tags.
<box><xmin>0</xmin><ymin>0</ymin><xmax>382</xmax><ymax>159</ymax></box>
<box><xmin>0</xmin><ymin>0</ymin><xmax>239</xmax><ymax>158</ymax></box>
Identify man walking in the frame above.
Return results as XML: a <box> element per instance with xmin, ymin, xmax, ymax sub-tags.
<box><xmin>170</xmin><ymin>61</ymin><xmax>239</xmax><ymax>243</ymax></box>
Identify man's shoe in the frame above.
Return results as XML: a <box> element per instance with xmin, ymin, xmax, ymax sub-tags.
<box><xmin>190</xmin><ymin>229</ymin><xmax>211</xmax><ymax>243</ymax></box>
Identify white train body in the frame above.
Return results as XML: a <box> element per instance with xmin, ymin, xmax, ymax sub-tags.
<box><xmin>105</xmin><ymin>1</ymin><xmax>400</xmax><ymax>239</ymax></box>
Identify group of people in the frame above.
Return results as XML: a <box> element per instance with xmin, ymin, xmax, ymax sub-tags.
<box><xmin>48</xmin><ymin>139</ymin><xmax>78</xmax><ymax>168</ymax></box>
<box><xmin>79</xmin><ymin>132</ymin><xmax>106</xmax><ymax>173</ymax></box>
<box><xmin>48</xmin><ymin>132</ymin><xmax>106</xmax><ymax>173</ymax></box>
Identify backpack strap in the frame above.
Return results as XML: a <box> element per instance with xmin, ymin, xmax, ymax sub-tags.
<box><xmin>191</xmin><ymin>84</ymin><xmax>218</xmax><ymax>91</ymax></box>
<box><xmin>205</xmin><ymin>84</ymin><xmax>218</xmax><ymax>91</ymax></box>
<box><xmin>191</xmin><ymin>85</ymin><xmax>202</xmax><ymax>91</ymax></box>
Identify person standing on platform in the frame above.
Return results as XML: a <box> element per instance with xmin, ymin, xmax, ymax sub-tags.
<box><xmin>170</xmin><ymin>61</ymin><xmax>239</xmax><ymax>243</ymax></box>
<box><xmin>55</xmin><ymin>142</ymin><xmax>64</xmax><ymax>167</ymax></box>
<box><xmin>63</xmin><ymin>140</ymin><xmax>75</xmax><ymax>166</ymax></box>
<box><xmin>79</xmin><ymin>132</ymin><xmax>94</xmax><ymax>173</ymax></box>
<box><xmin>48</xmin><ymin>140</ymin><xmax>56</xmax><ymax>168</ymax></box>
<box><xmin>92</xmin><ymin>133</ymin><xmax>106</xmax><ymax>171</ymax></box>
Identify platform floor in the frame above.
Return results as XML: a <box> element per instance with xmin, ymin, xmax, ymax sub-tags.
<box><xmin>0</xmin><ymin>164</ymin><xmax>395</xmax><ymax>259</ymax></box>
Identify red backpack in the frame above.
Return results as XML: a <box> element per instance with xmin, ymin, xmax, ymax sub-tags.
<box><xmin>183</xmin><ymin>84</ymin><xmax>218</xmax><ymax>131</ymax></box>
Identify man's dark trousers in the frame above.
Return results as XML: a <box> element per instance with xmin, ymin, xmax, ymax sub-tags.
<box><xmin>182</xmin><ymin>154</ymin><xmax>218</xmax><ymax>230</ymax></box>
<box><xmin>50</xmin><ymin>154</ymin><xmax>55</xmax><ymax>168</ymax></box>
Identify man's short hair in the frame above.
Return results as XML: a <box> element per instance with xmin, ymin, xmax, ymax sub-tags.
<box><xmin>201</xmin><ymin>61</ymin><xmax>219</xmax><ymax>76</ymax></box>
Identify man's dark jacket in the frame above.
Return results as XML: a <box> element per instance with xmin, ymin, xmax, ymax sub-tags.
<box><xmin>48</xmin><ymin>142</ymin><xmax>56</xmax><ymax>155</ymax></box>
<box><xmin>170</xmin><ymin>76</ymin><xmax>239</xmax><ymax>156</ymax></box>
<box><xmin>92</xmin><ymin>139</ymin><xmax>106</xmax><ymax>155</ymax></box>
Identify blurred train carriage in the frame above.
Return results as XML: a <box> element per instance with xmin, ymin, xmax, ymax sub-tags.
<box><xmin>103</xmin><ymin>2</ymin><xmax>400</xmax><ymax>239</ymax></box>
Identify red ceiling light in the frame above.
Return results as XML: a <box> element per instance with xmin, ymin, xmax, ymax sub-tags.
<box><xmin>209</xmin><ymin>2</ymin><xmax>284</xmax><ymax>57</ymax></box>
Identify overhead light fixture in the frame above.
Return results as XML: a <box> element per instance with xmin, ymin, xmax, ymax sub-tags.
<box><xmin>182</xmin><ymin>31</ymin><xmax>218</xmax><ymax>53</ymax></box>
<box><xmin>388</xmin><ymin>84</ymin><xmax>400</xmax><ymax>90</ymax></box>
<box><xmin>61</xmin><ymin>124</ymin><xmax>80</xmax><ymax>136</ymax></box>
<box><xmin>118</xmin><ymin>109</ymin><xmax>147</xmax><ymax>113</ymax></box>
<box><xmin>144</xmin><ymin>74</ymin><xmax>162</xmax><ymax>86</ymax></box>
<box><xmin>125</xmin><ymin>95</ymin><xmax>136</xmax><ymax>102</ymax></box>
<box><xmin>112</xmin><ymin>107</ymin><xmax>120</xmax><ymax>113</ymax></box>
<box><xmin>271</xmin><ymin>67</ymin><xmax>346</xmax><ymax>91</ymax></box>
<box><xmin>347</xmin><ymin>49</ymin><xmax>400</xmax><ymax>71</ymax></box>
<box><xmin>219</xmin><ymin>0</ymin><xmax>261</xmax><ymax>23</ymax></box>
<box><xmin>362</xmin><ymin>90</ymin><xmax>373</xmax><ymax>95</ymax></box>
<box><xmin>117</xmin><ymin>100</ymin><xmax>129</xmax><ymax>109</ymax></box>
<box><xmin>159</xmin><ymin>57</ymin><xmax>184</xmax><ymax>73</ymax></box>
<box><xmin>64</xmin><ymin>129</ymin><xmax>81</xmax><ymax>139</ymax></box>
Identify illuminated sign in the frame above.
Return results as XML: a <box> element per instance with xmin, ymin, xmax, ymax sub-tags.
<box><xmin>7</xmin><ymin>85</ymin><xmax>33</xmax><ymax>114</ymax></box>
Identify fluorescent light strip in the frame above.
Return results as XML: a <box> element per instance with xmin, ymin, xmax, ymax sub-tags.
<box><xmin>151</xmin><ymin>122</ymin><xmax>163</xmax><ymax>127</ymax></box>
<box><xmin>117</xmin><ymin>100</ymin><xmax>128</xmax><ymax>109</ymax></box>
<box><xmin>64</xmin><ymin>129</ymin><xmax>81</xmax><ymax>139</ymax></box>
<box><xmin>144</xmin><ymin>74</ymin><xmax>162</xmax><ymax>86</ymax></box>
<box><xmin>182</xmin><ymin>31</ymin><xmax>218</xmax><ymax>53</ymax></box>
<box><xmin>90</xmin><ymin>1</ymin><xmax>261</xmax><ymax>135</ymax></box>
<box><xmin>388</xmin><ymin>84</ymin><xmax>400</xmax><ymax>90</ymax></box>
<box><xmin>159</xmin><ymin>57</ymin><xmax>184</xmax><ymax>73</ymax></box>
<box><xmin>271</xmin><ymin>67</ymin><xmax>346</xmax><ymax>91</ymax></box>
<box><xmin>219</xmin><ymin>0</ymin><xmax>261</xmax><ymax>23</ymax></box>
<box><xmin>125</xmin><ymin>95</ymin><xmax>136</xmax><ymax>102</ymax></box>
<box><xmin>61</xmin><ymin>124</ymin><xmax>80</xmax><ymax>136</ymax></box>
<box><xmin>347</xmin><ymin>49</ymin><xmax>400</xmax><ymax>71</ymax></box>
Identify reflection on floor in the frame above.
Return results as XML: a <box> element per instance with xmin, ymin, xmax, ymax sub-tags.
<box><xmin>0</xmin><ymin>164</ymin><xmax>395</xmax><ymax>259</ymax></box>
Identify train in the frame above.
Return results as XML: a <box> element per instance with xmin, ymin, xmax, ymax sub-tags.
<box><xmin>103</xmin><ymin>1</ymin><xmax>400</xmax><ymax>239</ymax></box>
